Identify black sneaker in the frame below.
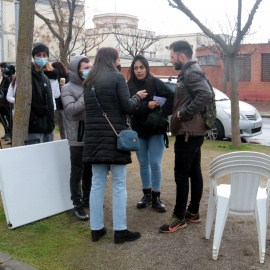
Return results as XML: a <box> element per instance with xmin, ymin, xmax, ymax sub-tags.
<box><xmin>159</xmin><ymin>215</ymin><xmax>187</xmax><ymax>233</ymax></box>
<box><xmin>91</xmin><ymin>227</ymin><xmax>107</xmax><ymax>242</ymax></box>
<box><xmin>114</xmin><ymin>229</ymin><xmax>141</xmax><ymax>244</ymax></box>
<box><xmin>185</xmin><ymin>210</ymin><xmax>201</xmax><ymax>223</ymax></box>
<box><xmin>74</xmin><ymin>205</ymin><xmax>89</xmax><ymax>221</ymax></box>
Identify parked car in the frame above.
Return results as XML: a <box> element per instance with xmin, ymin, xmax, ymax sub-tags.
<box><xmin>161</xmin><ymin>78</ymin><xmax>263</xmax><ymax>140</ymax></box>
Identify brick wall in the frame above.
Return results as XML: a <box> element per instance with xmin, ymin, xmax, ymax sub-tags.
<box><xmin>121</xmin><ymin>44</ymin><xmax>270</xmax><ymax>104</ymax></box>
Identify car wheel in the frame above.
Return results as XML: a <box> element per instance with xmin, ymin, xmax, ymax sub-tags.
<box><xmin>205</xmin><ymin>119</ymin><xmax>225</xmax><ymax>140</ymax></box>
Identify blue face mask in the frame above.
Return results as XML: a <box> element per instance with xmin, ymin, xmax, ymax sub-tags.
<box><xmin>35</xmin><ymin>57</ymin><xmax>48</xmax><ymax>67</ymax></box>
<box><xmin>82</xmin><ymin>69</ymin><xmax>90</xmax><ymax>79</ymax></box>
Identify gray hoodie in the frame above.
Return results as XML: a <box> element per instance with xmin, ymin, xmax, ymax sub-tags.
<box><xmin>61</xmin><ymin>55</ymin><xmax>88</xmax><ymax>146</ymax></box>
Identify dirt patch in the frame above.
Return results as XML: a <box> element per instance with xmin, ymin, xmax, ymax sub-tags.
<box><xmin>81</xmin><ymin>142</ymin><xmax>270</xmax><ymax>270</ymax></box>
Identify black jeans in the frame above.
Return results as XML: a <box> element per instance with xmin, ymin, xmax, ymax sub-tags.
<box><xmin>173</xmin><ymin>135</ymin><xmax>204</xmax><ymax>220</ymax></box>
<box><xmin>70</xmin><ymin>146</ymin><xmax>92</xmax><ymax>206</ymax></box>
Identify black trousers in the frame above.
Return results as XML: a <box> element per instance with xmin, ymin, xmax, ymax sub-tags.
<box><xmin>0</xmin><ymin>106</ymin><xmax>11</xmax><ymax>134</ymax></box>
<box><xmin>70</xmin><ymin>146</ymin><xmax>92</xmax><ymax>206</ymax></box>
<box><xmin>173</xmin><ymin>135</ymin><xmax>204</xmax><ymax>220</ymax></box>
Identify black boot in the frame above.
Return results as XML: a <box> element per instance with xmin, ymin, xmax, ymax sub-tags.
<box><xmin>152</xmin><ymin>191</ymin><xmax>166</xmax><ymax>212</ymax></box>
<box><xmin>114</xmin><ymin>229</ymin><xmax>141</xmax><ymax>244</ymax></box>
<box><xmin>91</xmin><ymin>227</ymin><xmax>107</xmax><ymax>242</ymax></box>
<box><xmin>137</xmin><ymin>189</ymin><xmax>152</xmax><ymax>209</ymax></box>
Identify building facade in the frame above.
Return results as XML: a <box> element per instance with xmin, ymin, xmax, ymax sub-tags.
<box><xmin>197</xmin><ymin>43</ymin><xmax>270</xmax><ymax>103</ymax></box>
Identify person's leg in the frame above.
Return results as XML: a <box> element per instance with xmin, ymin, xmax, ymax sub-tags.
<box><xmin>110</xmin><ymin>164</ymin><xmax>127</xmax><ymax>231</ymax></box>
<box><xmin>90</xmin><ymin>164</ymin><xmax>109</xmax><ymax>230</ymax></box>
<box><xmin>173</xmin><ymin>136</ymin><xmax>197</xmax><ymax>220</ymax></box>
<box><xmin>43</xmin><ymin>132</ymin><xmax>54</xmax><ymax>142</ymax></box>
<box><xmin>55</xmin><ymin>110</ymin><xmax>67</xmax><ymax>140</ymax></box>
<box><xmin>187</xmin><ymin>137</ymin><xmax>204</xmax><ymax>215</ymax></box>
<box><xmin>82</xmin><ymin>162</ymin><xmax>92</xmax><ymax>207</ymax></box>
<box><xmin>148</xmin><ymin>134</ymin><xmax>166</xmax><ymax>212</ymax></box>
<box><xmin>111</xmin><ymin>164</ymin><xmax>141</xmax><ymax>244</ymax></box>
<box><xmin>148</xmin><ymin>134</ymin><xmax>165</xmax><ymax>192</ymax></box>
<box><xmin>69</xmin><ymin>146</ymin><xmax>84</xmax><ymax>206</ymax></box>
<box><xmin>27</xmin><ymin>133</ymin><xmax>44</xmax><ymax>144</ymax></box>
<box><xmin>135</xmin><ymin>137</ymin><xmax>152</xmax><ymax>208</ymax></box>
<box><xmin>135</xmin><ymin>137</ymin><xmax>150</xmax><ymax>189</ymax></box>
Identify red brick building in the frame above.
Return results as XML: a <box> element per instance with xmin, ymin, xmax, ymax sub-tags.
<box><xmin>122</xmin><ymin>43</ymin><xmax>270</xmax><ymax>104</ymax></box>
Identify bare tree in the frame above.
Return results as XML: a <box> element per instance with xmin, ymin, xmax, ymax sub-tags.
<box><xmin>168</xmin><ymin>0</ymin><xmax>263</xmax><ymax>147</ymax></box>
<box><xmin>34</xmin><ymin>0</ymin><xmax>107</xmax><ymax>67</ymax></box>
<box><xmin>113</xmin><ymin>27</ymin><xmax>165</xmax><ymax>58</ymax></box>
<box><xmin>198</xmin><ymin>43</ymin><xmax>229</xmax><ymax>94</ymax></box>
<box><xmin>12</xmin><ymin>0</ymin><xmax>36</xmax><ymax>147</ymax></box>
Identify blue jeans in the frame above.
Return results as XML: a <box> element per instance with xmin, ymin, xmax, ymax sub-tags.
<box><xmin>136</xmin><ymin>134</ymin><xmax>165</xmax><ymax>191</ymax></box>
<box><xmin>90</xmin><ymin>164</ymin><xmax>127</xmax><ymax>231</ymax></box>
<box><xmin>27</xmin><ymin>132</ymin><xmax>54</xmax><ymax>144</ymax></box>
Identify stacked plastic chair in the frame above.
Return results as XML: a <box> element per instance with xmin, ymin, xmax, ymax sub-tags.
<box><xmin>205</xmin><ymin>151</ymin><xmax>270</xmax><ymax>263</ymax></box>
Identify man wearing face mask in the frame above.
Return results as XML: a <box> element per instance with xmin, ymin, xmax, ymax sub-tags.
<box><xmin>61</xmin><ymin>55</ymin><xmax>92</xmax><ymax>221</ymax></box>
<box><xmin>28</xmin><ymin>42</ymin><xmax>55</xmax><ymax>144</ymax></box>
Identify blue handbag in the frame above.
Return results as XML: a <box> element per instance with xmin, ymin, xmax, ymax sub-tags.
<box><xmin>91</xmin><ymin>85</ymin><xmax>140</xmax><ymax>152</ymax></box>
<box><xmin>117</xmin><ymin>129</ymin><xmax>140</xmax><ymax>151</ymax></box>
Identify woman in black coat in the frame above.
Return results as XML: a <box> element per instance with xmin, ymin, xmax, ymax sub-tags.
<box><xmin>83</xmin><ymin>47</ymin><xmax>147</xmax><ymax>244</ymax></box>
<box><xmin>128</xmin><ymin>55</ymin><xmax>174</xmax><ymax>213</ymax></box>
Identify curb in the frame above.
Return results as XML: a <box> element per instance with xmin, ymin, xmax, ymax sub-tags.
<box><xmin>0</xmin><ymin>252</ymin><xmax>37</xmax><ymax>270</ymax></box>
<box><xmin>261</xmin><ymin>114</ymin><xmax>270</xmax><ymax>118</ymax></box>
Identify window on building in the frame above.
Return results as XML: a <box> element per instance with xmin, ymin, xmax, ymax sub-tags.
<box><xmin>236</xmin><ymin>54</ymin><xmax>251</xmax><ymax>81</ymax></box>
<box><xmin>197</xmin><ymin>54</ymin><xmax>217</xmax><ymax>66</ymax></box>
<box><xmin>262</xmin><ymin>54</ymin><xmax>270</xmax><ymax>82</ymax></box>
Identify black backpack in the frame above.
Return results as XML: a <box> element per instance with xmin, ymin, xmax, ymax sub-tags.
<box><xmin>183</xmin><ymin>71</ymin><xmax>216</xmax><ymax>130</ymax></box>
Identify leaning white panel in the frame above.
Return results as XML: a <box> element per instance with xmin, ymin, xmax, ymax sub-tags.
<box><xmin>0</xmin><ymin>139</ymin><xmax>73</xmax><ymax>229</ymax></box>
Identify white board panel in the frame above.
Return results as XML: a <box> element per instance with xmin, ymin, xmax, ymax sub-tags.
<box><xmin>0</xmin><ymin>140</ymin><xmax>73</xmax><ymax>229</ymax></box>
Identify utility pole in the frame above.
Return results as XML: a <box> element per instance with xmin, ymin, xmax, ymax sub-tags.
<box><xmin>1</xmin><ymin>0</ymin><xmax>5</xmax><ymax>61</ymax></box>
<box><xmin>14</xmin><ymin>0</ymin><xmax>20</xmax><ymax>54</ymax></box>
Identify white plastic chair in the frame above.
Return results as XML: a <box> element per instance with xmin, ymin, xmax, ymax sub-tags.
<box><xmin>205</xmin><ymin>151</ymin><xmax>270</xmax><ymax>263</ymax></box>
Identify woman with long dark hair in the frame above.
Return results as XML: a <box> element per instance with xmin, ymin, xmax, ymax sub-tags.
<box><xmin>128</xmin><ymin>55</ymin><xmax>174</xmax><ymax>213</ymax></box>
<box><xmin>52</xmin><ymin>61</ymin><xmax>69</xmax><ymax>139</ymax></box>
<box><xmin>83</xmin><ymin>47</ymin><xmax>147</xmax><ymax>244</ymax></box>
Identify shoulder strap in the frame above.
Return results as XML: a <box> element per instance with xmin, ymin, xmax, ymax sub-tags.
<box><xmin>91</xmin><ymin>84</ymin><xmax>119</xmax><ymax>137</ymax></box>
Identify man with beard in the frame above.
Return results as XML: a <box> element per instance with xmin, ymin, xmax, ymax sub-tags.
<box><xmin>159</xmin><ymin>40</ymin><xmax>212</xmax><ymax>233</ymax></box>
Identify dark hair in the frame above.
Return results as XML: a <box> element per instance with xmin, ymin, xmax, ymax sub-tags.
<box><xmin>169</xmin><ymin>40</ymin><xmax>193</xmax><ymax>59</ymax></box>
<box><xmin>52</xmin><ymin>61</ymin><xmax>68</xmax><ymax>76</ymax></box>
<box><xmin>0</xmin><ymin>62</ymin><xmax>8</xmax><ymax>68</ymax></box>
<box><xmin>127</xmin><ymin>55</ymin><xmax>154</xmax><ymax>96</ymax></box>
<box><xmin>32</xmin><ymin>42</ymin><xmax>49</xmax><ymax>58</ymax></box>
<box><xmin>78</xmin><ymin>58</ymin><xmax>90</xmax><ymax>75</ymax></box>
<box><xmin>84</xmin><ymin>47</ymin><xmax>119</xmax><ymax>88</ymax></box>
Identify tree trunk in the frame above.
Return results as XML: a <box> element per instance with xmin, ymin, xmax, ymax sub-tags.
<box><xmin>227</xmin><ymin>54</ymin><xmax>242</xmax><ymax>147</ymax></box>
<box><xmin>222</xmin><ymin>57</ymin><xmax>228</xmax><ymax>94</ymax></box>
<box><xmin>12</xmin><ymin>0</ymin><xmax>36</xmax><ymax>147</ymax></box>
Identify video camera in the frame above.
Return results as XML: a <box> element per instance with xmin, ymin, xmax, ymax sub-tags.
<box><xmin>2</xmin><ymin>64</ymin><xmax>15</xmax><ymax>77</ymax></box>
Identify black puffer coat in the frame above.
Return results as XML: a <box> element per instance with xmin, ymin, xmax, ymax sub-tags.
<box><xmin>83</xmin><ymin>71</ymin><xmax>140</xmax><ymax>164</ymax></box>
<box><xmin>29</xmin><ymin>63</ymin><xmax>55</xmax><ymax>134</ymax></box>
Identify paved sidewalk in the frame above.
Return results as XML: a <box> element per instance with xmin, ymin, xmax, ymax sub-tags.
<box><xmin>0</xmin><ymin>252</ymin><xmax>37</xmax><ymax>270</ymax></box>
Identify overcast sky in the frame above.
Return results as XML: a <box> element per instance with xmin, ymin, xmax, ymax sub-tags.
<box><xmin>85</xmin><ymin>0</ymin><xmax>270</xmax><ymax>43</ymax></box>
